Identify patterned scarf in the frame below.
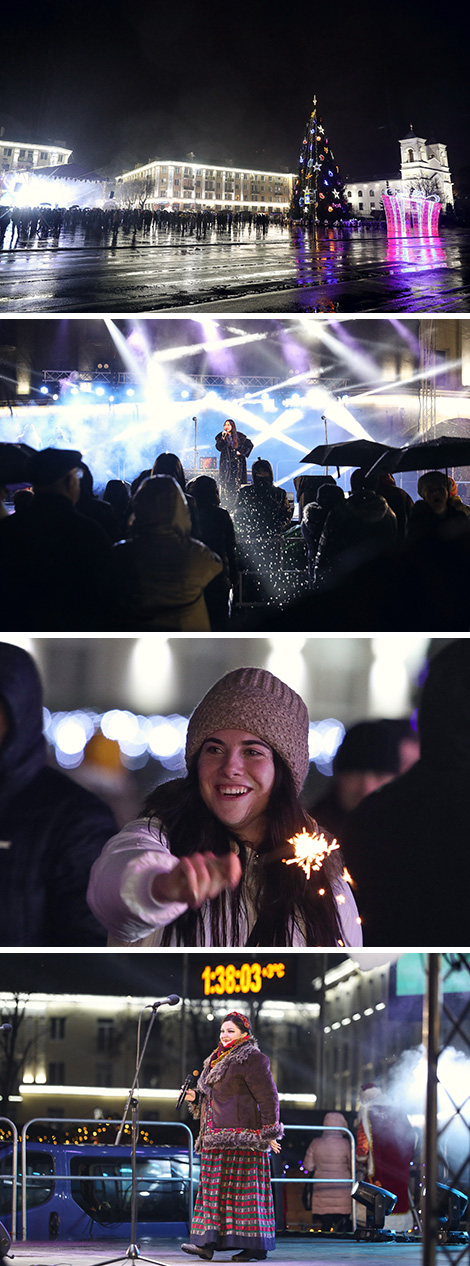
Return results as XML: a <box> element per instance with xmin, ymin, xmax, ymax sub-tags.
<box><xmin>210</xmin><ymin>1033</ymin><xmax>250</xmax><ymax>1068</ymax></box>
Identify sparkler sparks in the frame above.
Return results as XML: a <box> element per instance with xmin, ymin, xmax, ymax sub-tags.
<box><xmin>283</xmin><ymin>828</ymin><xmax>340</xmax><ymax>881</ymax></box>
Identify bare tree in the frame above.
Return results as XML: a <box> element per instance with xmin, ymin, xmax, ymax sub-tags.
<box><xmin>0</xmin><ymin>994</ymin><xmax>40</xmax><ymax>1123</ymax></box>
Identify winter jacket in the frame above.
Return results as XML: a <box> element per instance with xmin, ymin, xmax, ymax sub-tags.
<box><xmin>113</xmin><ymin>477</ymin><xmax>222</xmax><ymax>630</ymax></box>
<box><xmin>86</xmin><ymin>817</ymin><xmax>363</xmax><ymax>947</ymax></box>
<box><xmin>193</xmin><ymin>1038</ymin><xmax>281</xmax><ymax>1153</ymax></box>
<box><xmin>0</xmin><ymin>642</ymin><xmax>117</xmax><ymax>945</ymax></box>
<box><xmin>314</xmin><ymin>491</ymin><xmax>397</xmax><ymax>590</ymax></box>
<box><xmin>342</xmin><ymin>639</ymin><xmax>470</xmax><ymax>946</ymax></box>
<box><xmin>303</xmin><ymin>1113</ymin><xmax>352</xmax><ymax>1215</ymax></box>
<box><xmin>0</xmin><ymin>492</ymin><xmax>115</xmax><ymax>630</ymax></box>
<box><xmin>215</xmin><ymin>432</ymin><xmax>253</xmax><ymax>500</ymax></box>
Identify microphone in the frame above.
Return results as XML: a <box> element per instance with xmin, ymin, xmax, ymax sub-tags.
<box><xmin>176</xmin><ymin>1069</ymin><xmax>199</xmax><ymax>1110</ymax></box>
<box><xmin>150</xmin><ymin>995</ymin><xmax>180</xmax><ymax>1010</ymax></box>
<box><xmin>0</xmin><ymin>1024</ymin><xmax>12</xmax><ymax>1033</ymax></box>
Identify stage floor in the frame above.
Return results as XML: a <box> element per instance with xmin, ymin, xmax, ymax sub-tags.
<box><xmin>6</xmin><ymin>1238</ymin><xmax>434</xmax><ymax>1266</ymax></box>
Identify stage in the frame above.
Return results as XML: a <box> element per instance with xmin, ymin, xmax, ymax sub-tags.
<box><xmin>5</xmin><ymin>1238</ymin><xmax>431</xmax><ymax>1266</ymax></box>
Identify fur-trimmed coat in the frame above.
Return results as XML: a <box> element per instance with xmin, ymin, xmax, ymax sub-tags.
<box><xmin>191</xmin><ymin>1037</ymin><xmax>282</xmax><ymax>1153</ymax></box>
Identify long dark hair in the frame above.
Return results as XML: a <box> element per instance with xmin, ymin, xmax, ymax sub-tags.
<box><xmin>143</xmin><ymin>753</ymin><xmax>343</xmax><ymax>946</ymax></box>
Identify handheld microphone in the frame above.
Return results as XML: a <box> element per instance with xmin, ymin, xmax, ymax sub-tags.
<box><xmin>176</xmin><ymin>1069</ymin><xmax>199</xmax><ymax>1110</ymax></box>
<box><xmin>150</xmin><ymin>995</ymin><xmax>180</xmax><ymax>1010</ymax></box>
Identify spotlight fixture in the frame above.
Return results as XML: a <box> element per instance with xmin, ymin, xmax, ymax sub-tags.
<box><xmin>435</xmin><ymin>1182</ymin><xmax>469</xmax><ymax>1244</ymax></box>
<box><xmin>351</xmin><ymin>1180</ymin><xmax>397</xmax><ymax>1240</ymax></box>
<box><xmin>0</xmin><ymin>1221</ymin><xmax>12</xmax><ymax>1262</ymax></box>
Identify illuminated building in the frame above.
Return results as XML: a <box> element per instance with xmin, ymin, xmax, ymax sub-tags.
<box><xmin>0</xmin><ymin>139</ymin><xmax>72</xmax><ymax>174</ymax></box>
<box><xmin>0</xmin><ymin>955</ymin><xmax>417</xmax><ymax>1125</ymax></box>
<box><xmin>0</xmin><ymin>138</ymin><xmax>72</xmax><ymax>184</ymax></box>
<box><xmin>117</xmin><ymin>158</ymin><xmax>295</xmax><ymax>212</ymax></box>
<box><xmin>344</xmin><ymin>129</ymin><xmax>453</xmax><ymax>218</ymax></box>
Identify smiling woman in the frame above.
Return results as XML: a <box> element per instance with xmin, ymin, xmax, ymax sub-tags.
<box><xmin>87</xmin><ymin>668</ymin><xmax>362</xmax><ymax>947</ymax></box>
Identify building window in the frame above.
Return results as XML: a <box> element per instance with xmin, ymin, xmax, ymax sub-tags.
<box><xmin>50</xmin><ymin>1017</ymin><xmax>66</xmax><ymax>1040</ymax></box>
<box><xmin>95</xmin><ymin>1063</ymin><xmax>113</xmax><ymax>1087</ymax></box>
<box><xmin>97</xmin><ymin>1018</ymin><xmax>114</xmax><ymax>1054</ymax></box>
<box><xmin>48</xmin><ymin>1062</ymin><xmax>65</xmax><ymax>1083</ymax></box>
<box><xmin>357</xmin><ymin>190</ymin><xmax>362</xmax><ymax>197</ymax></box>
<box><xmin>359</xmin><ymin>202</ymin><xmax>363</xmax><ymax>210</ymax></box>
<box><xmin>407</xmin><ymin>149</ymin><xmax>414</xmax><ymax>162</ymax></box>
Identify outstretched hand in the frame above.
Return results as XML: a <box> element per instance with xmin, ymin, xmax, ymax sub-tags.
<box><xmin>151</xmin><ymin>852</ymin><xmax>242</xmax><ymax>909</ymax></box>
<box><xmin>270</xmin><ymin>1140</ymin><xmax>281</xmax><ymax>1154</ymax></box>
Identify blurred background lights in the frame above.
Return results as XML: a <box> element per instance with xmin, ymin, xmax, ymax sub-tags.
<box><xmin>369</xmin><ymin>636</ymin><xmax>429</xmax><ymax>716</ymax></box>
<box><xmin>128</xmin><ymin>638</ymin><xmax>175</xmax><ymax>712</ymax></box>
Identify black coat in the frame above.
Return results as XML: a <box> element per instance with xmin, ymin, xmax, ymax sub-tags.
<box><xmin>0</xmin><ymin>492</ymin><xmax>115</xmax><ymax>630</ymax></box>
<box><xmin>215</xmin><ymin>432</ymin><xmax>253</xmax><ymax>497</ymax></box>
<box><xmin>0</xmin><ymin>643</ymin><xmax>117</xmax><ymax>945</ymax></box>
<box><xmin>341</xmin><ymin>640</ymin><xmax>470</xmax><ymax>946</ymax></box>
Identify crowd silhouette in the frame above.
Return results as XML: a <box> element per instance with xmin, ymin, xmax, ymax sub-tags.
<box><xmin>1</xmin><ymin>444</ymin><xmax>469</xmax><ymax>631</ymax></box>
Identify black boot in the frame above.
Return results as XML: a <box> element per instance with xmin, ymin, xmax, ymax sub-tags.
<box><xmin>181</xmin><ymin>1245</ymin><xmax>214</xmax><ymax>1261</ymax></box>
<box><xmin>231</xmin><ymin>1252</ymin><xmax>267</xmax><ymax>1261</ymax></box>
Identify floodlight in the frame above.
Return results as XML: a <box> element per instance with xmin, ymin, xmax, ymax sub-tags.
<box><xmin>0</xmin><ymin>1220</ymin><xmax>12</xmax><ymax>1262</ymax></box>
<box><xmin>351</xmin><ymin>1179</ymin><xmax>397</xmax><ymax>1233</ymax></box>
<box><xmin>435</xmin><ymin>1182</ymin><xmax>468</xmax><ymax>1241</ymax></box>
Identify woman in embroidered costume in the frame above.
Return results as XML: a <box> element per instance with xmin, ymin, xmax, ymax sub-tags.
<box><xmin>87</xmin><ymin>668</ymin><xmax>362</xmax><ymax>947</ymax></box>
<box><xmin>181</xmin><ymin>1012</ymin><xmax>281</xmax><ymax>1262</ymax></box>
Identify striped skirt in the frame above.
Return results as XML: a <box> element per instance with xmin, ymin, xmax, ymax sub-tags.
<box><xmin>190</xmin><ymin>1147</ymin><xmax>276</xmax><ymax>1251</ymax></box>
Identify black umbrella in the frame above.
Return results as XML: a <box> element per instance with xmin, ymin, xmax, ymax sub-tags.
<box><xmin>390</xmin><ymin>436</ymin><xmax>470</xmax><ymax>473</ymax></box>
<box><xmin>302</xmin><ymin>439</ymin><xmax>399</xmax><ymax>468</ymax></box>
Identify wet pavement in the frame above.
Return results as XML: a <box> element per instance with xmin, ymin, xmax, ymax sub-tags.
<box><xmin>1</xmin><ymin>224</ymin><xmax>469</xmax><ymax>313</ymax></box>
<box><xmin>4</xmin><ymin>1238</ymin><xmax>433</xmax><ymax>1266</ymax></box>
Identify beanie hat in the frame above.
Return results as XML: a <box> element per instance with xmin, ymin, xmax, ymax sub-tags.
<box><xmin>27</xmin><ymin>447</ymin><xmax>82</xmax><ymax>486</ymax></box>
<box><xmin>333</xmin><ymin>720</ymin><xmax>401</xmax><ymax>775</ymax></box>
<box><xmin>185</xmin><ymin>667</ymin><xmax>310</xmax><ymax>794</ymax></box>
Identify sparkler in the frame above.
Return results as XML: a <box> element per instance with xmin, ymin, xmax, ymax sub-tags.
<box><xmin>283</xmin><ymin>828</ymin><xmax>340</xmax><ymax>881</ymax></box>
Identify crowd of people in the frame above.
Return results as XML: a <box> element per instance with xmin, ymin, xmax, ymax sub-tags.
<box><xmin>1</xmin><ymin>438</ymin><xmax>469</xmax><ymax>630</ymax></box>
<box><xmin>0</xmin><ymin>204</ymin><xmax>387</xmax><ymax>250</ymax></box>
<box><xmin>0</xmin><ymin>205</ymin><xmax>280</xmax><ymax>249</ymax></box>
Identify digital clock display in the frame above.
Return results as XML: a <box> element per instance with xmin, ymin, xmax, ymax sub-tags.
<box><xmin>196</xmin><ymin>958</ymin><xmax>297</xmax><ymax>999</ymax></box>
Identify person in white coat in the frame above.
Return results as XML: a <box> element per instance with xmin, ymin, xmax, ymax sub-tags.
<box><xmin>87</xmin><ymin>668</ymin><xmax>363</xmax><ymax>948</ymax></box>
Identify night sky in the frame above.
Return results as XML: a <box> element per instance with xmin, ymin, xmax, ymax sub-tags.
<box><xmin>3</xmin><ymin>0</ymin><xmax>469</xmax><ymax>184</ymax></box>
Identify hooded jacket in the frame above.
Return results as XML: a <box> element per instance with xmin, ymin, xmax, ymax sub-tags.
<box><xmin>192</xmin><ymin>1037</ymin><xmax>282</xmax><ymax>1153</ymax></box>
<box><xmin>113</xmin><ymin>476</ymin><xmax>222</xmax><ymax>630</ymax></box>
<box><xmin>342</xmin><ymin>639</ymin><xmax>470</xmax><ymax>946</ymax></box>
<box><xmin>303</xmin><ymin>1113</ymin><xmax>352</xmax><ymax>1215</ymax></box>
<box><xmin>0</xmin><ymin>643</ymin><xmax>117</xmax><ymax>945</ymax></box>
<box><xmin>314</xmin><ymin>492</ymin><xmax>397</xmax><ymax>590</ymax></box>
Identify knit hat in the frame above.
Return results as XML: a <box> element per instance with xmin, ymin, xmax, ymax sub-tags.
<box><xmin>333</xmin><ymin>720</ymin><xmax>401</xmax><ymax>775</ymax></box>
<box><xmin>185</xmin><ymin>667</ymin><xmax>310</xmax><ymax>794</ymax></box>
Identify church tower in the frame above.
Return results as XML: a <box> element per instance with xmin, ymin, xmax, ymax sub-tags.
<box><xmin>399</xmin><ymin>127</ymin><xmax>454</xmax><ymax>209</ymax></box>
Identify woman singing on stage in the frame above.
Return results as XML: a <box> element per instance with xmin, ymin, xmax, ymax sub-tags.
<box><xmin>215</xmin><ymin>420</ymin><xmax>253</xmax><ymax>509</ymax></box>
<box><xmin>181</xmin><ymin>1010</ymin><xmax>282</xmax><ymax>1261</ymax></box>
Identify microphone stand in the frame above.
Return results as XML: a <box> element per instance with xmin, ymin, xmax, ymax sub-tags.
<box><xmin>95</xmin><ymin>1002</ymin><xmax>176</xmax><ymax>1266</ymax></box>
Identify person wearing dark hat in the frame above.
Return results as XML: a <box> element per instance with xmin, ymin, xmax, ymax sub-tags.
<box><xmin>87</xmin><ymin>667</ymin><xmax>362</xmax><ymax>947</ymax></box>
<box><xmin>341</xmin><ymin>639</ymin><xmax>470</xmax><ymax>945</ymax></box>
<box><xmin>310</xmin><ymin>719</ymin><xmax>417</xmax><ymax>841</ymax></box>
<box><xmin>181</xmin><ymin>1011</ymin><xmax>281</xmax><ymax>1261</ymax></box>
<box><xmin>0</xmin><ymin>447</ymin><xmax>115</xmax><ymax>630</ymax></box>
<box><xmin>0</xmin><ymin>641</ymin><xmax>117</xmax><ymax>946</ymax></box>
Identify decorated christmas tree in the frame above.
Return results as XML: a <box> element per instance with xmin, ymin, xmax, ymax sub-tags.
<box><xmin>291</xmin><ymin>96</ymin><xmax>347</xmax><ymax>223</ymax></box>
